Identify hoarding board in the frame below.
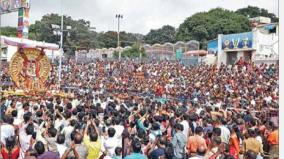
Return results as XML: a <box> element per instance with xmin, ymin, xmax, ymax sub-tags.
<box><xmin>0</xmin><ymin>0</ymin><xmax>30</xmax><ymax>14</ymax></box>
<box><xmin>222</xmin><ymin>32</ymin><xmax>253</xmax><ymax>50</ymax></box>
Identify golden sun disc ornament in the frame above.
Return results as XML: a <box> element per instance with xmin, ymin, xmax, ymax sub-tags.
<box><xmin>9</xmin><ymin>48</ymin><xmax>51</xmax><ymax>93</ymax></box>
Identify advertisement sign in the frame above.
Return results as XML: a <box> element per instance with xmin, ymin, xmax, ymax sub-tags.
<box><xmin>18</xmin><ymin>7</ymin><xmax>29</xmax><ymax>38</ymax></box>
<box><xmin>222</xmin><ymin>32</ymin><xmax>253</xmax><ymax>50</ymax></box>
<box><xmin>0</xmin><ymin>0</ymin><xmax>30</xmax><ymax>14</ymax></box>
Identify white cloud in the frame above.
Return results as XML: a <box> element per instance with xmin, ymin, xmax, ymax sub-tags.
<box><xmin>0</xmin><ymin>0</ymin><xmax>278</xmax><ymax>34</ymax></box>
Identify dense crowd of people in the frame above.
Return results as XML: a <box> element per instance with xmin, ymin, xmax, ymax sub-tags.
<box><xmin>0</xmin><ymin>58</ymin><xmax>279</xmax><ymax>159</ymax></box>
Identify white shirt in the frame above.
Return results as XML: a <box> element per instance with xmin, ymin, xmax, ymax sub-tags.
<box><xmin>56</xmin><ymin>143</ymin><xmax>68</xmax><ymax>158</ymax></box>
<box><xmin>5</xmin><ymin>99</ymin><xmax>11</xmax><ymax>107</ymax></box>
<box><xmin>55</xmin><ymin>118</ymin><xmax>65</xmax><ymax>131</ymax></box>
<box><xmin>101</xmin><ymin>102</ymin><xmax>107</xmax><ymax>109</ymax></box>
<box><xmin>0</xmin><ymin>124</ymin><xmax>15</xmax><ymax>145</ymax></box>
<box><xmin>215</xmin><ymin>102</ymin><xmax>222</xmax><ymax>109</ymax></box>
<box><xmin>265</xmin><ymin>96</ymin><xmax>272</xmax><ymax>104</ymax></box>
<box><xmin>19</xmin><ymin>129</ymin><xmax>32</xmax><ymax>159</ymax></box>
<box><xmin>103</xmin><ymin>137</ymin><xmax>119</xmax><ymax>158</ymax></box>
<box><xmin>93</xmin><ymin>99</ymin><xmax>101</xmax><ymax>105</ymax></box>
<box><xmin>196</xmin><ymin>108</ymin><xmax>203</xmax><ymax>115</ymax></box>
<box><xmin>17</xmin><ymin>108</ymin><xmax>25</xmax><ymax>120</ymax></box>
<box><xmin>256</xmin><ymin>136</ymin><xmax>263</xmax><ymax>144</ymax></box>
<box><xmin>180</xmin><ymin>120</ymin><xmax>189</xmax><ymax>138</ymax></box>
<box><xmin>13</xmin><ymin>118</ymin><xmax>22</xmax><ymax>126</ymax></box>
<box><xmin>113</xmin><ymin>125</ymin><xmax>124</xmax><ymax>145</ymax></box>
<box><xmin>251</xmin><ymin>100</ymin><xmax>256</xmax><ymax>106</ymax></box>
<box><xmin>61</xmin><ymin>126</ymin><xmax>74</xmax><ymax>141</ymax></box>
<box><xmin>16</xmin><ymin>101</ymin><xmax>23</xmax><ymax>109</ymax></box>
<box><xmin>218</xmin><ymin>125</ymin><xmax>230</xmax><ymax>144</ymax></box>
<box><xmin>72</xmin><ymin>99</ymin><xmax>80</xmax><ymax>108</ymax></box>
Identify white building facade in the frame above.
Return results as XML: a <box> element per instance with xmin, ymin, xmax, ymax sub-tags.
<box><xmin>217</xmin><ymin>23</ymin><xmax>278</xmax><ymax>66</ymax></box>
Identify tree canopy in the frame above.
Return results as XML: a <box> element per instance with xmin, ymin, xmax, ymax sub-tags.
<box><xmin>176</xmin><ymin>8</ymin><xmax>251</xmax><ymax>49</ymax></box>
<box><xmin>96</xmin><ymin>31</ymin><xmax>143</xmax><ymax>48</ymax></box>
<box><xmin>236</xmin><ymin>6</ymin><xmax>279</xmax><ymax>22</ymax></box>
<box><xmin>28</xmin><ymin>14</ymin><xmax>98</xmax><ymax>55</ymax></box>
<box><xmin>0</xmin><ymin>26</ymin><xmax>17</xmax><ymax>37</ymax></box>
<box><xmin>113</xmin><ymin>43</ymin><xmax>146</xmax><ymax>59</ymax></box>
<box><xmin>144</xmin><ymin>25</ymin><xmax>176</xmax><ymax>44</ymax></box>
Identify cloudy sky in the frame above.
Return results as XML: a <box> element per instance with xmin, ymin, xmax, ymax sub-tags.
<box><xmin>0</xmin><ymin>0</ymin><xmax>278</xmax><ymax>35</ymax></box>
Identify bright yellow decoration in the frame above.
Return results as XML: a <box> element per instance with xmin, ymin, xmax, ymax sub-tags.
<box><xmin>9</xmin><ymin>48</ymin><xmax>51</xmax><ymax>93</ymax></box>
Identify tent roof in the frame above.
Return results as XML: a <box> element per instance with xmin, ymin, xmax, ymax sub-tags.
<box><xmin>1</xmin><ymin>36</ymin><xmax>59</xmax><ymax>50</ymax></box>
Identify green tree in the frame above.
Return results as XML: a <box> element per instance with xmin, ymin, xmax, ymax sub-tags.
<box><xmin>97</xmin><ymin>31</ymin><xmax>117</xmax><ymax>48</ymax></box>
<box><xmin>176</xmin><ymin>8</ymin><xmax>250</xmax><ymax>49</ymax></box>
<box><xmin>120</xmin><ymin>32</ymin><xmax>144</xmax><ymax>47</ymax></box>
<box><xmin>236</xmin><ymin>6</ymin><xmax>279</xmax><ymax>22</ymax></box>
<box><xmin>97</xmin><ymin>31</ymin><xmax>144</xmax><ymax>48</ymax></box>
<box><xmin>113</xmin><ymin>43</ymin><xmax>146</xmax><ymax>58</ymax></box>
<box><xmin>144</xmin><ymin>25</ymin><xmax>176</xmax><ymax>44</ymax></box>
<box><xmin>0</xmin><ymin>27</ymin><xmax>17</xmax><ymax>37</ymax></box>
<box><xmin>29</xmin><ymin>14</ymin><xmax>98</xmax><ymax>55</ymax></box>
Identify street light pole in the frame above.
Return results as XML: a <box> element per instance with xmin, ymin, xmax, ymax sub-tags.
<box><xmin>58</xmin><ymin>0</ymin><xmax>64</xmax><ymax>88</ymax></box>
<box><xmin>116</xmin><ymin>14</ymin><xmax>123</xmax><ymax>61</ymax></box>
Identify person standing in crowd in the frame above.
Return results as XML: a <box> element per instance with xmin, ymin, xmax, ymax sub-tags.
<box><xmin>186</xmin><ymin>126</ymin><xmax>207</xmax><ymax>157</ymax></box>
<box><xmin>229</xmin><ymin>125</ymin><xmax>242</xmax><ymax>159</ymax></box>
<box><xmin>0</xmin><ymin>115</ymin><xmax>15</xmax><ymax>145</ymax></box>
<box><xmin>124</xmin><ymin>140</ymin><xmax>147</xmax><ymax>159</ymax></box>
<box><xmin>0</xmin><ymin>136</ymin><xmax>20</xmax><ymax>159</ymax></box>
<box><xmin>147</xmin><ymin>136</ymin><xmax>166</xmax><ymax>159</ymax></box>
<box><xmin>35</xmin><ymin>141</ymin><xmax>59</xmax><ymax>159</ymax></box>
<box><xmin>113</xmin><ymin>147</ymin><xmax>123</xmax><ymax>159</ymax></box>
<box><xmin>56</xmin><ymin>134</ymin><xmax>67</xmax><ymax>158</ymax></box>
<box><xmin>0</xmin><ymin>59</ymin><xmax>279</xmax><ymax>159</ymax></box>
<box><xmin>103</xmin><ymin>127</ymin><xmax>119</xmax><ymax>159</ymax></box>
<box><xmin>214</xmin><ymin>118</ymin><xmax>230</xmax><ymax>145</ymax></box>
<box><xmin>188</xmin><ymin>146</ymin><xmax>207</xmax><ymax>159</ymax></box>
<box><xmin>205</xmin><ymin>136</ymin><xmax>222</xmax><ymax>158</ymax></box>
<box><xmin>241</xmin><ymin>129</ymin><xmax>263</xmax><ymax>158</ymax></box>
<box><xmin>172</xmin><ymin>123</ymin><xmax>186</xmax><ymax>159</ymax></box>
<box><xmin>83</xmin><ymin>119</ymin><xmax>102</xmax><ymax>159</ymax></box>
<box><xmin>68</xmin><ymin>133</ymin><xmax>88</xmax><ymax>159</ymax></box>
<box><xmin>267</xmin><ymin>122</ymin><xmax>279</xmax><ymax>159</ymax></box>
